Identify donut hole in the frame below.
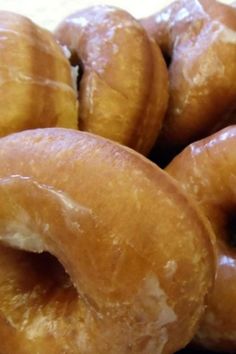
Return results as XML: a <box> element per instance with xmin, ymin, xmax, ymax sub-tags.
<box><xmin>23</xmin><ymin>250</ymin><xmax>78</xmax><ymax>303</ymax></box>
<box><xmin>25</xmin><ymin>251</ymin><xmax>74</xmax><ymax>289</ymax></box>
<box><xmin>0</xmin><ymin>246</ymin><xmax>78</xmax><ymax>312</ymax></box>
<box><xmin>0</xmin><ymin>246</ymin><xmax>78</xmax><ymax>338</ymax></box>
<box><xmin>69</xmin><ymin>50</ymin><xmax>84</xmax><ymax>91</ymax></box>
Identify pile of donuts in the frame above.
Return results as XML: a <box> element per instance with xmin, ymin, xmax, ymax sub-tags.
<box><xmin>0</xmin><ymin>0</ymin><xmax>236</xmax><ymax>353</ymax></box>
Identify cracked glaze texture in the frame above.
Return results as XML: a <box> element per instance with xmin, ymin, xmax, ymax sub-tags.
<box><xmin>0</xmin><ymin>128</ymin><xmax>214</xmax><ymax>354</ymax></box>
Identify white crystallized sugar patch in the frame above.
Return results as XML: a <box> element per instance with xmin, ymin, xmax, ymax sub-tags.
<box><xmin>0</xmin><ymin>0</ymin><xmax>175</xmax><ymax>30</ymax></box>
<box><xmin>133</xmin><ymin>273</ymin><xmax>177</xmax><ymax>353</ymax></box>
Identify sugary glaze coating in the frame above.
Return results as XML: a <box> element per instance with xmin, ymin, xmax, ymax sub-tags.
<box><xmin>141</xmin><ymin>0</ymin><xmax>236</xmax><ymax>151</ymax></box>
<box><xmin>0</xmin><ymin>11</ymin><xmax>77</xmax><ymax>136</ymax></box>
<box><xmin>166</xmin><ymin>126</ymin><xmax>236</xmax><ymax>352</ymax></box>
<box><xmin>0</xmin><ymin>128</ymin><xmax>215</xmax><ymax>354</ymax></box>
<box><xmin>54</xmin><ymin>6</ymin><xmax>169</xmax><ymax>155</ymax></box>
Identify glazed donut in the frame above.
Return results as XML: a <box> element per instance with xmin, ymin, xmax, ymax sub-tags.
<box><xmin>0</xmin><ymin>11</ymin><xmax>77</xmax><ymax>137</ymax></box>
<box><xmin>0</xmin><ymin>128</ymin><xmax>214</xmax><ymax>354</ymax></box>
<box><xmin>166</xmin><ymin>125</ymin><xmax>236</xmax><ymax>352</ymax></box>
<box><xmin>54</xmin><ymin>6</ymin><xmax>169</xmax><ymax>155</ymax></box>
<box><xmin>141</xmin><ymin>0</ymin><xmax>236</xmax><ymax>151</ymax></box>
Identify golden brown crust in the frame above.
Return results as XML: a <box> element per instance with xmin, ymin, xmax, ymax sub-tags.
<box><xmin>54</xmin><ymin>6</ymin><xmax>169</xmax><ymax>155</ymax></box>
<box><xmin>0</xmin><ymin>11</ymin><xmax>78</xmax><ymax>137</ymax></box>
<box><xmin>0</xmin><ymin>128</ymin><xmax>214</xmax><ymax>354</ymax></box>
<box><xmin>141</xmin><ymin>0</ymin><xmax>236</xmax><ymax>150</ymax></box>
<box><xmin>166</xmin><ymin>125</ymin><xmax>236</xmax><ymax>352</ymax></box>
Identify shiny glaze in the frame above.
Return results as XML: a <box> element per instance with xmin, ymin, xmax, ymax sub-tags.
<box><xmin>55</xmin><ymin>6</ymin><xmax>169</xmax><ymax>155</ymax></box>
<box><xmin>141</xmin><ymin>0</ymin><xmax>236</xmax><ymax>150</ymax></box>
<box><xmin>0</xmin><ymin>128</ymin><xmax>215</xmax><ymax>353</ymax></box>
<box><xmin>166</xmin><ymin>125</ymin><xmax>236</xmax><ymax>351</ymax></box>
<box><xmin>0</xmin><ymin>11</ymin><xmax>77</xmax><ymax>137</ymax></box>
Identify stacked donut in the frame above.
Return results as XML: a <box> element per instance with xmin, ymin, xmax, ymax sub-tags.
<box><xmin>0</xmin><ymin>1</ymin><xmax>236</xmax><ymax>354</ymax></box>
<box><xmin>0</xmin><ymin>7</ymin><xmax>168</xmax><ymax>155</ymax></box>
<box><xmin>141</xmin><ymin>0</ymin><xmax>236</xmax><ymax>154</ymax></box>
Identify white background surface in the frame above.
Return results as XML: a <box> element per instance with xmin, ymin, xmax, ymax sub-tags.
<box><xmin>0</xmin><ymin>0</ymin><xmax>233</xmax><ymax>30</ymax></box>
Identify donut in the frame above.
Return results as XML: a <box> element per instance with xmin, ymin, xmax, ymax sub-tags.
<box><xmin>166</xmin><ymin>125</ymin><xmax>236</xmax><ymax>352</ymax></box>
<box><xmin>141</xmin><ymin>0</ymin><xmax>236</xmax><ymax>151</ymax></box>
<box><xmin>0</xmin><ymin>11</ymin><xmax>77</xmax><ymax>137</ymax></box>
<box><xmin>54</xmin><ymin>6</ymin><xmax>169</xmax><ymax>155</ymax></box>
<box><xmin>0</xmin><ymin>128</ymin><xmax>214</xmax><ymax>353</ymax></box>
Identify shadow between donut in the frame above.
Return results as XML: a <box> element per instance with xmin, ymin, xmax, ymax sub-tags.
<box><xmin>69</xmin><ymin>49</ymin><xmax>84</xmax><ymax>92</ymax></box>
